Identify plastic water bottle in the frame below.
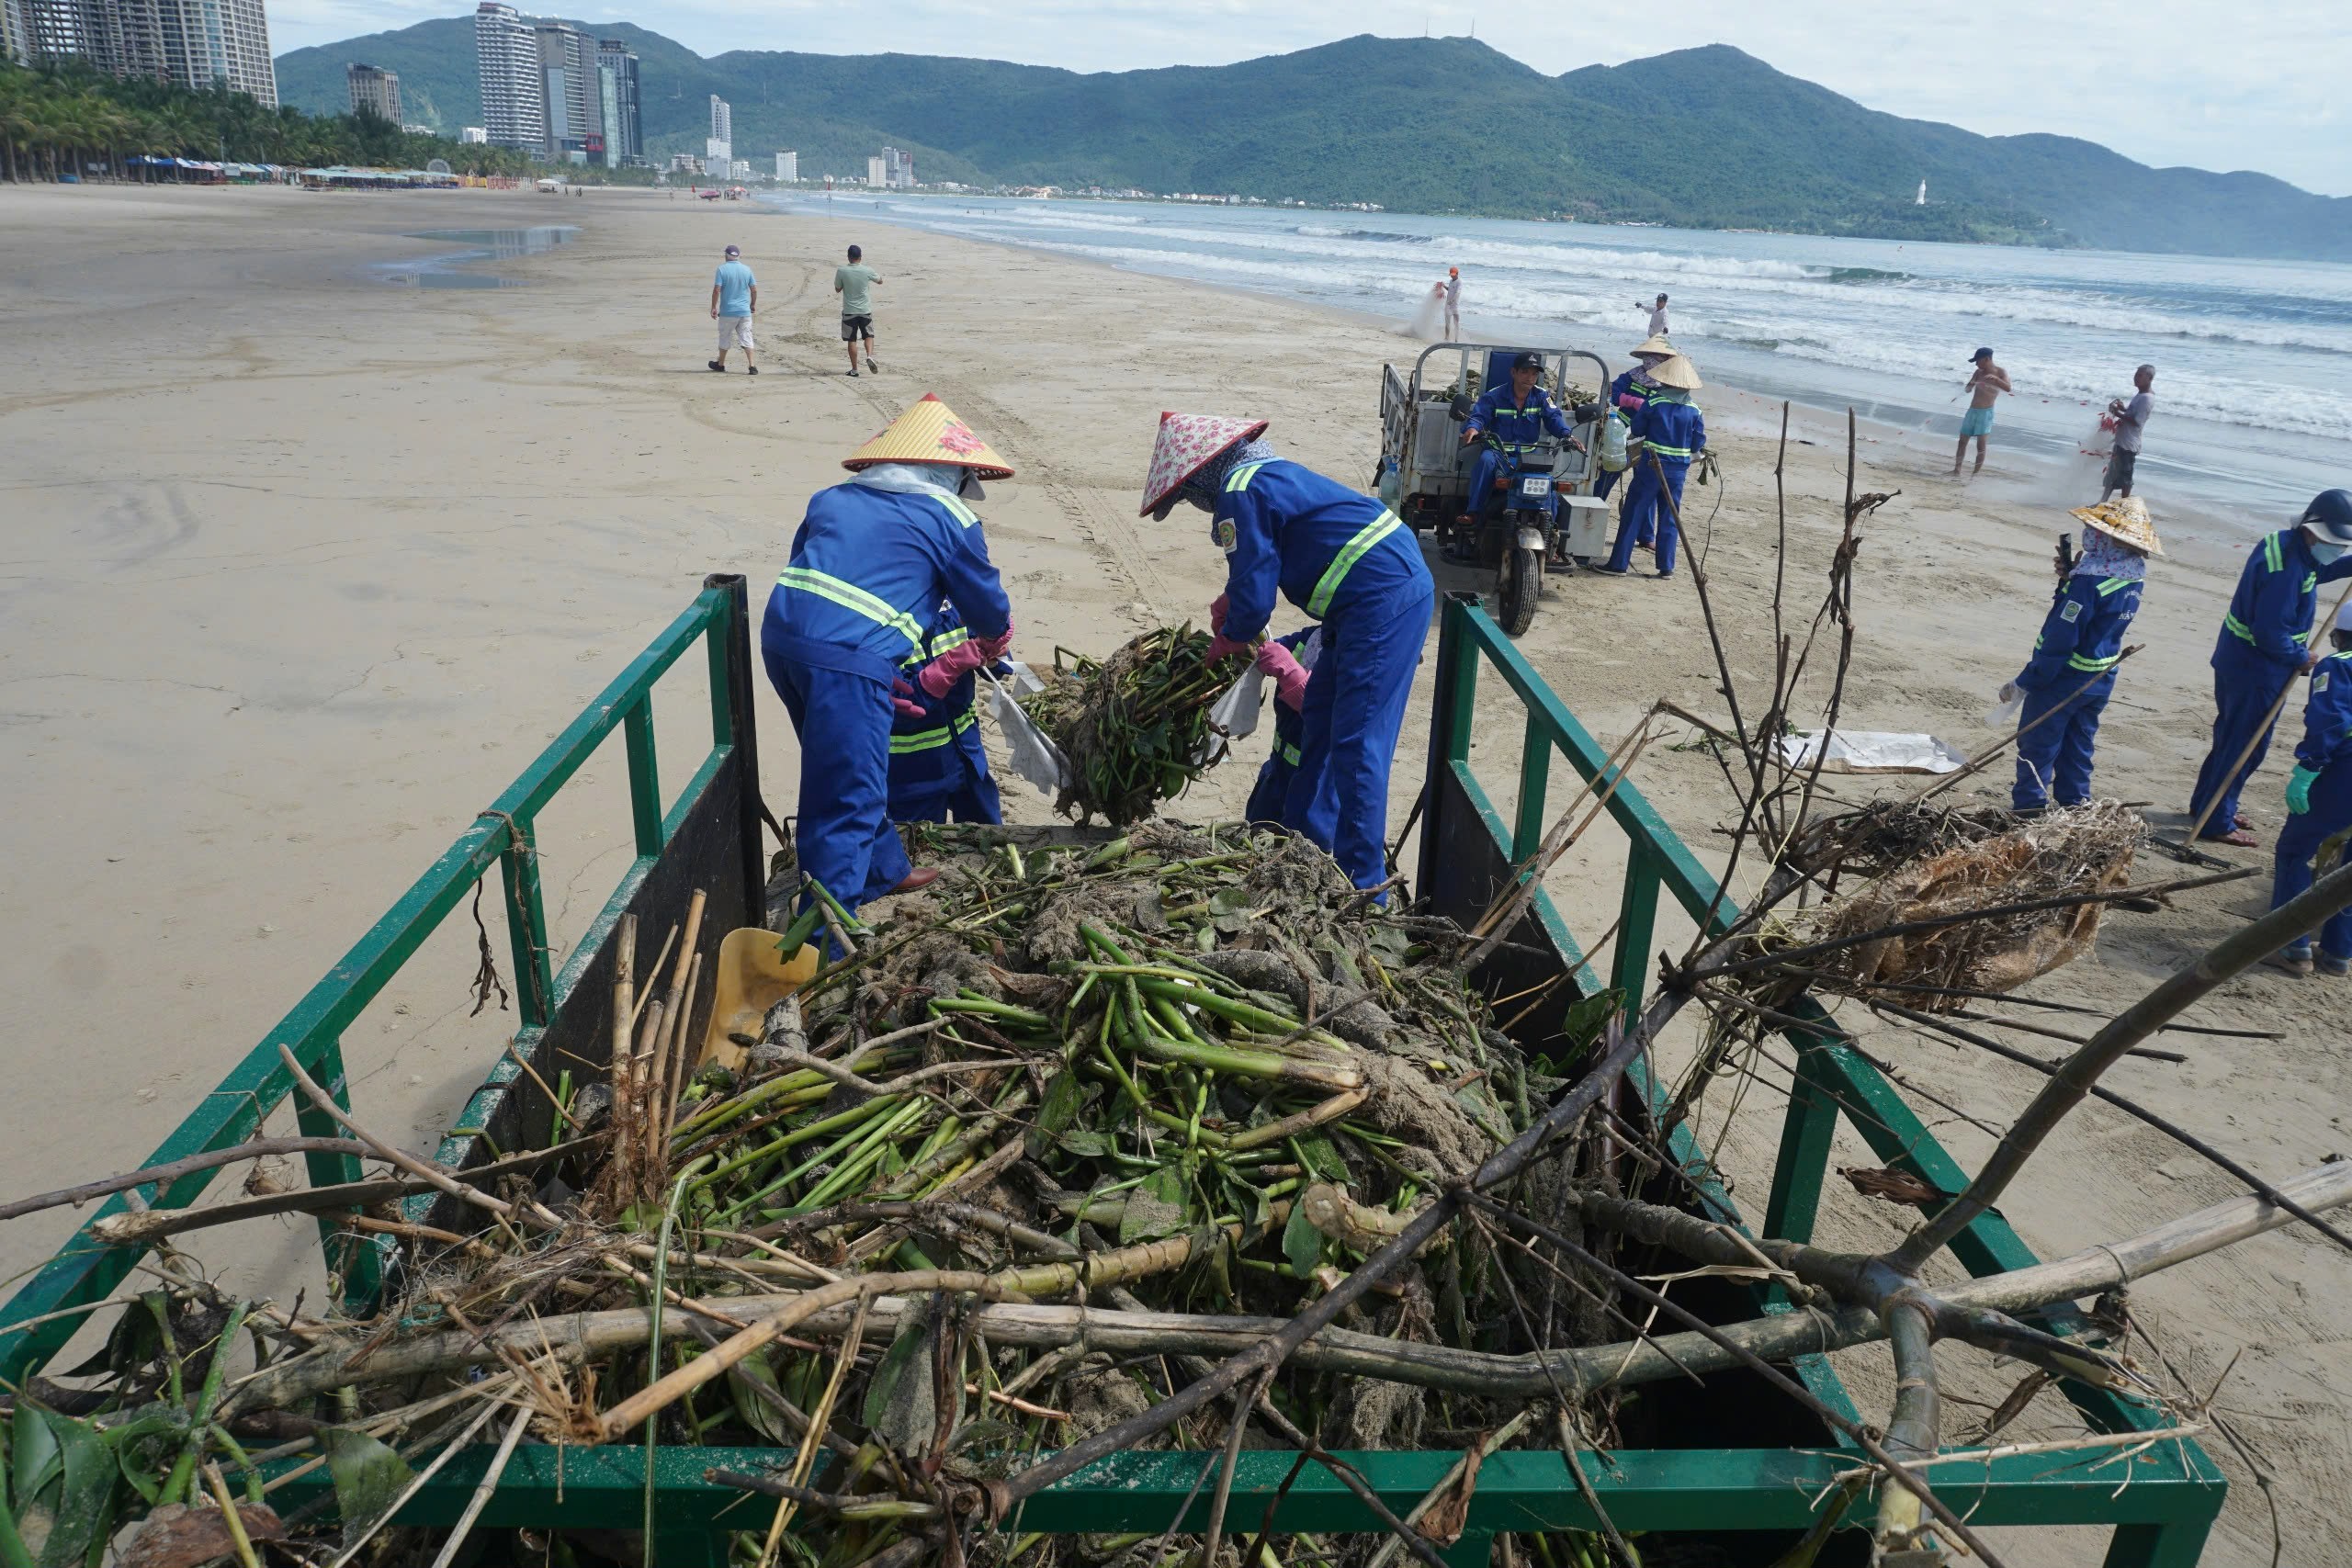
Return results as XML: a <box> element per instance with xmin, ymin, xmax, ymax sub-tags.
<box><xmin>1377</xmin><ymin>457</ymin><xmax>1400</xmax><ymax>509</ymax></box>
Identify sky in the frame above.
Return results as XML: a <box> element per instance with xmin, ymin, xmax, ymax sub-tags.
<box><xmin>267</xmin><ymin>0</ymin><xmax>2352</xmax><ymax>197</ymax></box>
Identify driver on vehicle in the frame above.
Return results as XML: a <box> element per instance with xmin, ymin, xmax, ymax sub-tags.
<box><xmin>1458</xmin><ymin>352</ymin><xmax>1575</xmax><ymax>540</ymax></box>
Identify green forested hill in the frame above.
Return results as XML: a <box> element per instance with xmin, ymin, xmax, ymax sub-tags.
<box><xmin>271</xmin><ymin>27</ymin><xmax>2351</xmax><ymax>258</ymax></box>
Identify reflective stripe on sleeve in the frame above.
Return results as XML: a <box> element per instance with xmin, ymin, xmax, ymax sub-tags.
<box><xmin>1306</xmin><ymin>510</ymin><xmax>1404</xmax><ymax>617</ymax></box>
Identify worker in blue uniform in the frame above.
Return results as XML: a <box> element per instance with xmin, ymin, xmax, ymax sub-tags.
<box><xmin>1600</xmin><ymin>353</ymin><xmax>1705</xmax><ymax>580</ymax></box>
<box><xmin>1456</xmin><ymin>352</ymin><xmax>1573</xmax><ymax>549</ymax></box>
<box><xmin>1245</xmin><ymin>627</ymin><xmax>1320</xmax><ymax>825</ymax></box>
<box><xmin>1594</xmin><ymin>335</ymin><xmax>1674</xmax><ymax>509</ymax></box>
<box><xmin>762</xmin><ymin>394</ymin><xmax>1015</xmax><ymax>916</ymax></box>
<box><xmin>2266</xmin><ymin>602</ymin><xmax>2352</xmax><ymax>976</ymax></box>
<box><xmin>888</xmin><ymin>604</ymin><xmax>1004</xmax><ymax>825</ymax></box>
<box><xmin>2186</xmin><ymin>490</ymin><xmax>2352</xmax><ymax>846</ymax></box>
<box><xmin>1141</xmin><ymin>412</ymin><xmax>1435</xmax><ymax>893</ymax></box>
<box><xmin>2003</xmin><ymin>500</ymin><xmax>2158</xmax><ymax>813</ymax></box>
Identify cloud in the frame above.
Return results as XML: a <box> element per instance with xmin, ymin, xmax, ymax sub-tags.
<box><xmin>268</xmin><ymin>0</ymin><xmax>2352</xmax><ymax>195</ymax></box>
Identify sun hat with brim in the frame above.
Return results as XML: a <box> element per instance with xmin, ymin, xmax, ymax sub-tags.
<box><xmin>1630</xmin><ymin>333</ymin><xmax>1675</xmax><ymax>359</ymax></box>
<box><xmin>1645</xmin><ymin>355</ymin><xmax>1702</xmax><ymax>390</ymax></box>
<box><xmin>2070</xmin><ymin>496</ymin><xmax>2163</xmax><ymax>557</ymax></box>
<box><xmin>842</xmin><ymin>393</ymin><xmax>1013</xmax><ymax>479</ymax></box>
<box><xmin>1140</xmin><ymin>412</ymin><xmax>1270</xmax><ymax>517</ymax></box>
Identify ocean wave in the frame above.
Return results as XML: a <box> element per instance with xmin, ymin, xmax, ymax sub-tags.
<box><xmin>1294</xmin><ymin>224</ymin><xmax>1432</xmax><ymax>243</ymax></box>
<box><xmin>1826</xmin><ymin>266</ymin><xmax>1913</xmax><ymax>284</ymax></box>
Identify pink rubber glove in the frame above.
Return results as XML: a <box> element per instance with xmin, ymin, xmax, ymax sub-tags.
<box><xmin>1255</xmin><ymin>640</ymin><xmax>1310</xmax><ymax>711</ymax></box>
<box><xmin>977</xmin><ymin>615</ymin><xmax>1014</xmax><ymax>661</ymax></box>
<box><xmin>889</xmin><ymin>677</ymin><xmax>925</xmax><ymax>719</ymax></box>
<box><xmin>1209</xmin><ymin>592</ymin><xmax>1229</xmax><ymax>632</ymax></box>
<box><xmin>1204</xmin><ymin>633</ymin><xmax>1251</xmax><ymax>664</ymax></box>
<box><xmin>916</xmin><ymin>637</ymin><xmax>993</xmax><ymax>699</ymax></box>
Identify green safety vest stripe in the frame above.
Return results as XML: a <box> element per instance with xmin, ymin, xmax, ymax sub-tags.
<box><xmin>2067</xmin><ymin>653</ymin><xmax>2121</xmax><ymax>672</ymax></box>
<box><xmin>2234</xmin><ymin>611</ymin><xmax>2315</xmax><ymax>647</ymax></box>
<box><xmin>898</xmin><ymin>625</ymin><xmax>973</xmax><ymax>671</ymax></box>
<box><xmin>776</xmin><ymin>568</ymin><xmax>926</xmax><ymax>650</ymax></box>
<box><xmin>2096</xmin><ymin>577</ymin><xmax>2134</xmax><ymax>596</ymax></box>
<box><xmin>2263</xmin><ymin>534</ymin><xmax>2283</xmax><ymax>572</ymax></box>
<box><xmin>934</xmin><ymin>493</ymin><xmax>978</xmax><ymax>526</ymax></box>
<box><xmin>1280</xmin><ymin>740</ymin><xmax>1302</xmax><ymax>767</ymax></box>
<box><xmin>1645</xmin><ymin>443</ymin><xmax>1696</xmax><ymax>459</ymax></box>
<box><xmin>1307</xmin><ymin>510</ymin><xmax>1404</xmax><ymax>617</ymax></box>
<box><xmin>1225</xmin><ymin>461</ymin><xmax>1269</xmax><ymax>493</ymax></box>
<box><xmin>889</xmin><ymin>708</ymin><xmax>978</xmax><ymax>753</ymax></box>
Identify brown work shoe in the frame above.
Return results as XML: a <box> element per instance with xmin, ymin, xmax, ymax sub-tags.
<box><xmin>890</xmin><ymin>867</ymin><xmax>940</xmax><ymax>895</ymax></box>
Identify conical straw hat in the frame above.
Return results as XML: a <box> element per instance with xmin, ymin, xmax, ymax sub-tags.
<box><xmin>1629</xmin><ymin>333</ymin><xmax>1675</xmax><ymax>359</ymax></box>
<box><xmin>1645</xmin><ymin>354</ymin><xmax>1702</xmax><ymax>390</ymax></box>
<box><xmin>2070</xmin><ymin>495</ymin><xmax>2163</xmax><ymax>557</ymax></box>
<box><xmin>1139</xmin><ymin>411</ymin><xmax>1270</xmax><ymax>517</ymax></box>
<box><xmin>842</xmin><ymin>393</ymin><xmax>1014</xmax><ymax>479</ymax></box>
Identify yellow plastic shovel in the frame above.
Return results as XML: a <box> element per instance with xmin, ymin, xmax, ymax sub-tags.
<box><xmin>699</xmin><ymin>926</ymin><xmax>819</xmax><ymax>1072</ymax></box>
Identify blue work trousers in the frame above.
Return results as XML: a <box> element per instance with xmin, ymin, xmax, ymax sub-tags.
<box><xmin>2188</xmin><ymin>640</ymin><xmax>2297</xmax><ymax>838</ymax></box>
<box><xmin>1465</xmin><ymin>447</ymin><xmax>1514</xmax><ymax>523</ymax></box>
<box><xmin>2011</xmin><ymin>671</ymin><xmax>2115</xmax><ymax>811</ymax></box>
<box><xmin>1247</xmin><ymin>753</ymin><xmax>1295</xmax><ymax>826</ymax></box>
<box><xmin>1283</xmin><ymin>578</ymin><xmax>1436</xmax><ymax>891</ymax></box>
<box><xmin>770</xmin><ymin>659</ymin><xmax>910</xmax><ymax>913</ymax></box>
<box><xmin>2270</xmin><ymin>763</ymin><xmax>2352</xmax><ymax>961</ymax></box>
<box><xmin>1607</xmin><ymin>460</ymin><xmax>1689</xmax><ymax>575</ymax></box>
<box><xmin>890</xmin><ymin>732</ymin><xmax>1003</xmax><ymax>826</ymax></box>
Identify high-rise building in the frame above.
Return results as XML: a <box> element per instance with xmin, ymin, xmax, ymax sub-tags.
<box><xmin>17</xmin><ymin>0</ymin><xmax>277</xmax><ymax>103</ymax></box>
<box><xmin>459</xmin><ymin>125</ymin><xmax>488</xmax><ymax>144</ymax></box>
<box><xmin>775</xmin><ymin>151</ymin><xmax>796</xmax><ymax>183</ymax></box>
<box><xmin>346</xmin><ymin>62</ymin><xmax>401</xmax><ymax>123</ymax></box>
<box><xmin>473</xmin><ymin>2</ymin><xmax>543</xmax><ymax>151</ymax></box>
<box><xmin>708</xmin><ymin>94</ymin><xmax>729</xmax><ymax>147</ymax></box>
<box><xmin>876</xmin><ymin>145</ymin><xmax>912</xmax><ymax>190</ymax></box>
<box><xmin>533</xmin><ymin>20</ymin><xmax>596</xmax><ymax>162</ymax></box>
<box><xmin>865</xmin><ymin>155</ymin><xmax>886</xmax><ymax>189</ymax></box>
<box><xmin>596</xmin><ymin>39</ymin><xmax>639</xmax><ymax>163</ymax></box>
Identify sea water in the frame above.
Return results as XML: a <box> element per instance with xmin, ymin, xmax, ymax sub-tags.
<box><xmin>376</xmin><ymin>226</ymin><xmax>577</xmax><ymax>289</ymax></box>
<box><xmin>772</xmin><ymin>193</ymin><xmax>2348</xmax><ymax>528</ymax></box>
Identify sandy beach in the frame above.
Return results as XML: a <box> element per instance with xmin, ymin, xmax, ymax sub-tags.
<box><xmin>1</xmin><ymin>182</ymin><xmax>2344</xmax><ymax>1564</ymax></box>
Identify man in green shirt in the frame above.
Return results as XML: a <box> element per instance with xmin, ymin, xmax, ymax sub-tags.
<box><xmin>833</xmin><ymin>243</ymin><xmax>883</xmax><ymax>377</ymax></box>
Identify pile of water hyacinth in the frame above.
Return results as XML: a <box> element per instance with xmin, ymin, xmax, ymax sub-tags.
<box><xmin>1</xmin><ymin>823</ymin><xmax>1646</xmax><ymax>1568</ymax></box>
<box><xmin>1016</xmin><ymin>626</ymin><xmax>1250</xmax><ymax>826</ymax></box>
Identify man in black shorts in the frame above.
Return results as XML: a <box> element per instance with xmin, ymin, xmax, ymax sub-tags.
<box><xmin>834</xmin><ymin>243</ymin><xmax>883</xmax><ymax>376</ymax></box>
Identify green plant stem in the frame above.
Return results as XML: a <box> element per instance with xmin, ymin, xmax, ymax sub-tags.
<box><xmin>159</xmin><ymin>1301</ymin><xmax>246</xmax><ymax>1508</ymax></box>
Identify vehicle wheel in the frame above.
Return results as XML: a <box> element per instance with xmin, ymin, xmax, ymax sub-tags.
<box><xmin>1497</xmin><ymin>546</ymin><xmax>1542</xmax><ymax>636</ymax></box>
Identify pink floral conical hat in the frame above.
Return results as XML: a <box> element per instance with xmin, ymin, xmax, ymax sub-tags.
<box><xmin>1139</xmin><ymin>412</ymin><xmax>1271</xmax><ymax>517</ymax></box>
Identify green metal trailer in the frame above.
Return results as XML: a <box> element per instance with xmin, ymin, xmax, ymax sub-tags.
<box><xmin>0</xmin><ymin>577</ymin><xmax>2224</xmax><ymax>1564</ymax></box>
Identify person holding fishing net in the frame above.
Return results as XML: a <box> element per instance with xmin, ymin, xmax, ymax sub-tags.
<box><xmin>762</xmin><ymin>394</ymin><xmax>1017</xmax><ymax>916</ymax></box>
<box><xmin>1141</xmin><ymin>412</ymin><xmax>1435</xmax><ymax>894</ymax></box>
<box><xmin>2186</xmin><ymin>490</ymin><xmax>2352</xmax><ymax>847</ymax></box>
<box><xmin>2002</xmin><ymin>497</ymin><xmax>2158</xmax><ymax>815</ymax></box>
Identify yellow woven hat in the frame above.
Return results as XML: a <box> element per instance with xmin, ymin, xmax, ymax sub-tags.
<box><xmin>842</xmin><ymin>394</ymin><xmax>1014</xmax><ymax>479</ymax></box>
<box><xmin>1630</xmin><ymin>333</ymin><xmax>1675</xmax><ymax>359</ymax></box>
<box><xmin>2070</xmin><ymin>496</ymin><xmax>2163</xmax><ymax>557</ymax></box>
<box><xmin>1645</xmin><ymin>354</ymin><xmax>1702</xmax><ymax>390</ymax></box>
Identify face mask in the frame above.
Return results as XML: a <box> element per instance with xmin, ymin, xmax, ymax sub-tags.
<box><xmin>2313</xmin><ymin>540</ymin><xmax>2348</xmax><ymax>566</ymax></box>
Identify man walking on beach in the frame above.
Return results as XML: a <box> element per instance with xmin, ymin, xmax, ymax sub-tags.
<box><xmin>708</xmin><ymin>244</ymin><xmax>756</xmax><ymax>375</ymax></box>
<box><xmin>1444</xmin><ymin>268</ymin><xmax>1462</xmax><ymax>339</ymax></box>
<box><xmin>1953</xmin><ymin>346</ymin><xmax>2010</xmax><ymax>475</ymax></box>
<box><xmin>2099</xmin><ymin>364</ymin><xmax>2155</xmax><ymax>502</ymax></box>
<box><xmin>1643</xmin><ymin>293</ymin><xmax>1669</xmax><ymax>337</ymax></box>
<box><xmin>836</xmin><ymin>244</ymin><xmax>882</xmax><ymax>377</ymax></box>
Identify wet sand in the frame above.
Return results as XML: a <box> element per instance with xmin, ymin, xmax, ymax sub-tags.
<box><xmin>0</xmin><ymin>182</ymin><xmax>2344</xmax><ymax>1565</ymax></box>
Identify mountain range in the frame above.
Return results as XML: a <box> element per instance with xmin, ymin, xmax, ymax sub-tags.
<box><xmin>272</xmin><ymin>23</ymin><xmax>2352</xmax><ymax>260</ymax></box>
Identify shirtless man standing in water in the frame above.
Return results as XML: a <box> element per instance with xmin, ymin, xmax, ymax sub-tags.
<box><xmin>1954</xmin><ymin>345</ymin><xmax>2011</xmax><ymax>475</ymax></box>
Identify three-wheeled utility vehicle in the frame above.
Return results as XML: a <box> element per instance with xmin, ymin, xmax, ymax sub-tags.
<box><xmin>1378</xmin><ymin>343</ymin><xmax>1613</xmax><ymax>635</ymax></box>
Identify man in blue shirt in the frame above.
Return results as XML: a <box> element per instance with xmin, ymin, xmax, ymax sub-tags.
<box><xmin>2187</xmin><ymin>491</ymin><xmax>2352</xmax><ymax>845</ymax></box>
<box><xmin>1456</xmin><ymin>352</ymin><xmax>1573</xmax><ymax>541</ymax></box>
<box><xmin>2003</xmin><ymin>500</ymin><xmax>2156</xmax><ymax>812</ymax></box>
<box><xmin>708</xmin><ymin>243</ymin><xmax>757</xmax><ymax>374</ymax></box>
<box><xmin>1141</xmin><ymin>412</ymin><xmax>1435</xmax><ymax>894</ymax></box>
<box><xmin>2267</xmin><ymin>601</ymin><xmax>2352</xmax><ymax>976</ymax></box>
<box><xmin>763</xmin><ymin>396</ymin><xmax>1015</xmax><ymax>918</ymax></box>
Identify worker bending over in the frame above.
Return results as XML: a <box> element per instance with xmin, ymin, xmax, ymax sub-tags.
<box><xmin>1246</xmin><ymin>627</ymin><xmax>1320</xmax><ymax>826</ymax></box>
<box><xmin>888</xmin><ymin>603</ymin><xmax>1004</xmax><ymax>826</ymax></box>
<box><xmin>1595</xmin><ymin>334</ymin><xmax>1674</xmax><ymax>509</ymax></box>
<box><xmin>1456</xmin><ymin>352</ymin><xmax>1573</xmax><ymax>551</ymax></box>
<box><xmin>2003</xmin><ymin>499</ymin><xmax>2157</xmax><ymax>813</ymax></box>
<box><xmin>2186</xmin><ymin>491</ymin><xmax>2352</xmax><ymax>846</ymax></box>
<box><xmin>2267</xmin><ymin>602</ymin><xmax>2352</xmax><ymax>976</ymax></box>
<box><xmin>1141</xmin><ymin>412</ymin><xmax>1435</xmax><ymax>893</ymax></box>
<box><xmin>1600</xmin><ymin>354</ymin><xmax>1705</xmax><ymax>580</ymax></box>
<box><xmin>763</xmin><ymin>395</ymin><xmax>1015</xmax><ymax>913</ymax></box>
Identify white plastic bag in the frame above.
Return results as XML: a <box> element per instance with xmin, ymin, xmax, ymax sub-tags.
<box><xmin>1198</xmin><ymin>665</ymin><xmax>1267</xmax><ymax>767</ymax></box>
<box><xmin>1984</xmin><ymin>684</ymin><xmax>2024</xmax><ymax>729</ymax></box>
<box><xmin>988</xmin><ymin>666</ymin><xmax>1071</xmax><ymax>796</ymax></box>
